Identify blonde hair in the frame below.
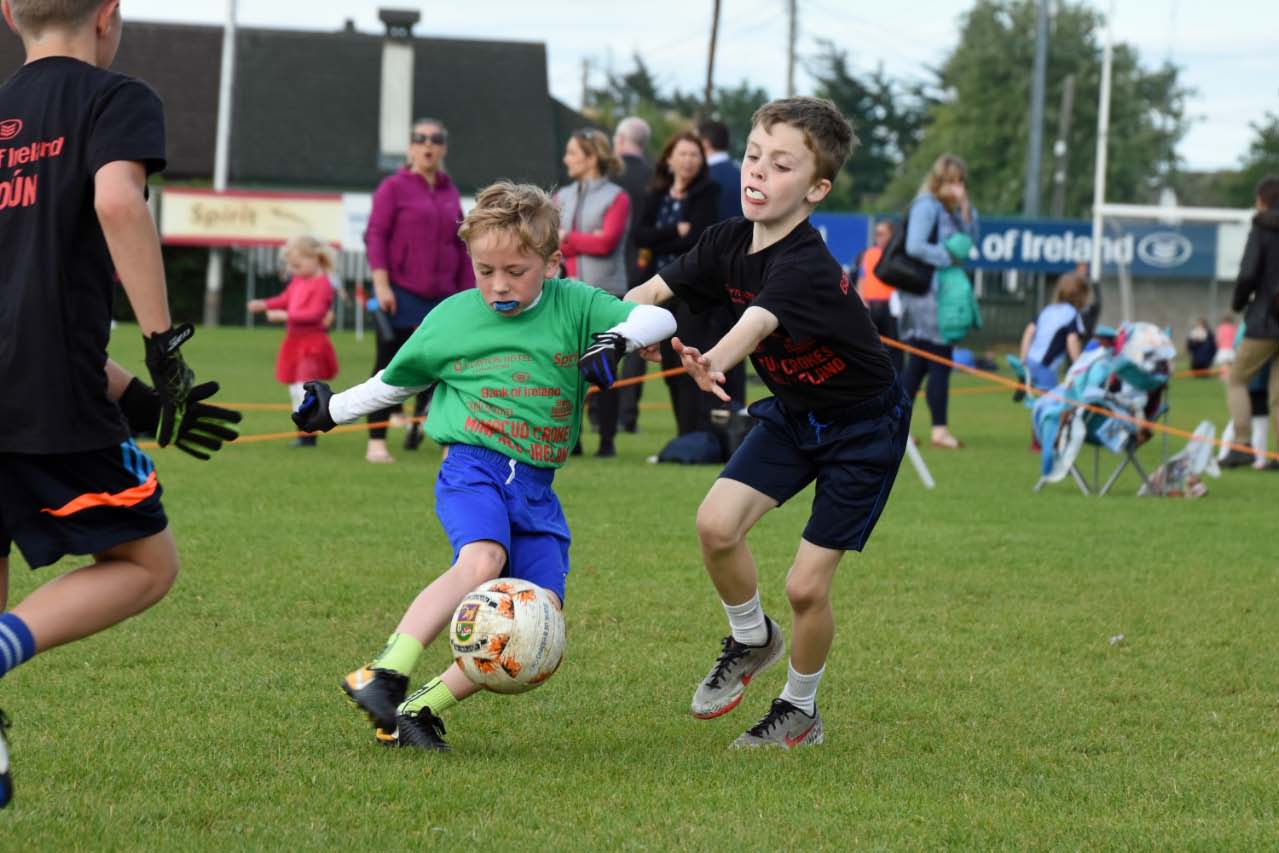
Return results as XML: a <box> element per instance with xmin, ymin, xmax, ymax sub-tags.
<box><xmin>921</xmin><ymin>154</ymin><xmax>968</xmax><ymax>211</ymax></box>
<box><xmin>8</xmin><ymin>0</ymin><xmax>103</xmax><ymax>35</ymax></box>
<box><xmin>1052</xmin><ymin>271</ymin><xmax>1091</xmax><ymax>310</ymax></box>
<box><xmin>750</xmin><ymin>97</ymin><xmax>857</xmax><ymax>184</ymax></box>
<box><xmin>458</xmin><ymin>181</ymin><xmax>561</xmax><ymax>261</ymax></box>
<box><xmin>279</xmin><ymin>235</ymin><xmax>336</xmax><ymax>274</ymax></box>
<box><xmin>569</xmin><ymin>129</ymin><xmax>624</xmax><ymax>177</ymax></box>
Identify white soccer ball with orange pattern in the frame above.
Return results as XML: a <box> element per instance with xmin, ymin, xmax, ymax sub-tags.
<box><xmin>449</xmin><ymin>579</ymin><xmax>565</xmax><ymax>694</ymax></box>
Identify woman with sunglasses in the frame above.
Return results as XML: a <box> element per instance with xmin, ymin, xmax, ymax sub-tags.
<box><xmin>362</xmin><ymin>118</ymin><xmax>474</xmax><ymax>463</ymax></box>
<box><xmin>553</xmin><ymin>129</ymin><xmax>632</xmax><ymax>457</ymax></box>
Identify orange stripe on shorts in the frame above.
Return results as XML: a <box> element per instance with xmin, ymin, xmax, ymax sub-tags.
<box><xmin>39</xmin><ymin>471</ymin><xmax>159</xmax><ymax>518</ymax></box>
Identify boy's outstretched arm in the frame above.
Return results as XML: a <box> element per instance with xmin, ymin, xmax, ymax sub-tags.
<box><xmin>579</xmin><ymin>304</ymin><xmax>676</xmax><ymax>388</ymax></box>
<box><xmin>624</xmin><ymin>275</ymin><xmax>676</xmax><ymax>306</ymax></box>
<box><xmin>674</xmin><ymin>306</ymin><xmax>778</xmax><ymax>402</ymax></box>
<box><xmin>293</xmin><ymin>371</ymin><xmax>431</xmax><ymax>433</ymax></box>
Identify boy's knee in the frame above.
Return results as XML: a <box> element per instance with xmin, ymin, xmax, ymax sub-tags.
<box><xmin>785</xmin><ymin>572</ymin><xmax>831</xmax><ymax>613</ymax></box>
<box><xmin>452</xmin><ymin>541</ymin><xmax>507</xmax><ymax>585</ymax></box>
<box><xmin>695</xmin><ymin>501</ymin><xmax>743</xmax><ymax>554</ymax></box>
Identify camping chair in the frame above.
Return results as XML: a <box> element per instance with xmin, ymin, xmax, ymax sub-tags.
<box><xmin>1031</xmin><ymin>322</ymin><xmax>1175</xmax><ymax>496</ymax></box>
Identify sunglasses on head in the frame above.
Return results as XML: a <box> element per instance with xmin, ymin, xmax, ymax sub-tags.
<box><xmin>411</xmin><ymin>131</ymin><xmax>447</xmax><ymax>145</ymax></box>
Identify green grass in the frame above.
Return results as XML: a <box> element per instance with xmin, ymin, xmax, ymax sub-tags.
<box><xmin>5</xmin><ymin>324</ymin><xmax>1278</xmax><ymax>849</ymax></box>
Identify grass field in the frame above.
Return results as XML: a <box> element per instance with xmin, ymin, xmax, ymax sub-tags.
<box><xmin>4</xmin><ymin>324</ymin><xmax>1278</xmax><ymax>849</ymax></box>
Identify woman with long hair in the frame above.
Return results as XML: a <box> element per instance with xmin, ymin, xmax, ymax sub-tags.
<box><xmin>897</xmin><ymin>153</ymin><xmax>979</xmax><ymax>449</ymax></box>
<box><xmin>633</xmin><ymin>130</ymin><xmax>732</xmax><ymax>436</ymax></box>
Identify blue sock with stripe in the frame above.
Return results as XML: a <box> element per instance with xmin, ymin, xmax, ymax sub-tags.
<box><xmin>0</xmin><ymin>613</ymin><xmax>36</xmax><ymax>679</ymax></box>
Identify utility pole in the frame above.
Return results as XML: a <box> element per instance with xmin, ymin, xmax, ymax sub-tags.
<box><xmin>1049</xmin><ymin>74</ymin><xmax>1075</xmax><ymax>217</ymax></box>
<box><xmin>203</xmin><ymin>0</ymin><xmax>237</xmax><ymax>328</ymax></box>
<box><xmin>1022</xmin><ymin>0</ymin><xmax>1049</xmax><ymax>217</ymax></box>
<box><xmin>580</xmin><ymin>57</ymin><xmax>591</xmax><ymax>112</ymax></box>
<box><xmin>786</xmin><ymin>0</ymin><xmax>797</xmax><ymax>97</ymax></box>
<box><xmin>704</xmin><ymin>0</ymin><xmax>721</xmax><ymax>111</ymax></box>
<box><xmin>1091</xmin><ymin>1</ymin><xmax>1120</xmax><ymax>316</ymax></box>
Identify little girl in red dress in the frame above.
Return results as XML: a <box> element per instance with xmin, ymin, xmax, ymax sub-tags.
<box><xmin>249</xmin><ymin>235</ymin><xmax>340</xmax><ymax>446</ymax></box>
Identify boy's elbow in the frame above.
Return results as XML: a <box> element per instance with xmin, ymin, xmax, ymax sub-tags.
<box><xmin>95</xmin><ymin>188</ymin><xmax>146</xmax><ymax>226</ymax></box>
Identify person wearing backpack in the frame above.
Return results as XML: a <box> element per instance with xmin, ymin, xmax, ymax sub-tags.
<box><xmin>896</xmin><ymin>154</ymin><xmax>979</xmax><ymax>449</ymax></box>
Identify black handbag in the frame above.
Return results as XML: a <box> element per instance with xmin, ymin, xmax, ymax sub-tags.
<box><xmin>874</xmin><ymin>207</ymin><xmax>939</xmax><ymax>295</ymax></box>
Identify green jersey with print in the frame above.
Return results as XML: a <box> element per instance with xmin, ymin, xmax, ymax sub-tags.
<box><xmin>382</xmin><ymin>278</ymin><xmax>636</xmax><ymax>468</ymax></box>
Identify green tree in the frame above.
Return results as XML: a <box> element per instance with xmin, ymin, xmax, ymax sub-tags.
<box><xmin>808</xmin><ymin>41</ymin><xmax>933</xmax><ymax>211</ymax></box>
<box><xmin>879</xmin><ymin>0</ymin><xmax>1191</xmax><ymax>218</ymax></box>
<box><xmin>1226</xmin><ymin>104</ymin><xmax>1279</xmax><ymax>205</ymax></box>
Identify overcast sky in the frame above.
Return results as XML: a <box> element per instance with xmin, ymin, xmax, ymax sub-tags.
<box><xmin>116</xmin><ymin>0</ymin><xmax>1277</xmax><ymax>173</ymax></box>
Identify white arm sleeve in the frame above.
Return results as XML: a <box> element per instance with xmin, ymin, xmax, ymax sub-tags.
<box><xmin>606</xmin><ymin>304</ymin><xmax>677</xmax><ymax>352</ymax></box>
<box><xmin>328</xmin><ymin>370</ymin><xmax>429</xmax><ymax>424</ymax></box>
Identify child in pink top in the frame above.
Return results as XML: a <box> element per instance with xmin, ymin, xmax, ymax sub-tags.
<box><xmin>249</xmin><ymin>235</ymin><xmax>340</xmax><ymax>446</ymax></box>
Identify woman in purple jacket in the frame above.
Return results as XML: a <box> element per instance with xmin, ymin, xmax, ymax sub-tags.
<box><xmin>363</xmin><ymin>118</ymin><xmax>475</xmax><ymax>462</ymax></box>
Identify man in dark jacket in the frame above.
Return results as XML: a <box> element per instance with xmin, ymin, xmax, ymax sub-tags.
<box><xmin>613</xmin><ymin>116</ymin><xmax>654</xmax><ymax>432</ymax></box>
<box><xmin>1222</xmin><ymin>175</ymin><xmax>1279</xmax><ymax>468</ymax></box>
<box><xmin>698</xmin><ymin>119</ymin><xmax>741</xmax><ymax>222</ymax></box>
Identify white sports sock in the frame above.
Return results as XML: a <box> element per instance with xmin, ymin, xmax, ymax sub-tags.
<box><xmin>1251</xmin><ymin>416</ymin><xmax>1269</xmax><ymax>459</ymax></box>
<box><xmin>723</xmin><ymin>592</ymin><xmax>767</xmax><ymax>646</ymax></box>
<box><xmin>288</xmin><ymin>382</ymin><xmax>306</xmax><ymax>412</ymax></box>
<box><xmin>778</xmin><ymin>662</ymin><xmax>824</xmax><ymax>716</ymax></box>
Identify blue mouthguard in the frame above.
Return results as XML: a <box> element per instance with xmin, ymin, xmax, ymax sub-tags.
<box><xmin>492</xmin><ymin>300</ymin><xmax>521</xmax><ymax>312</ymax></box>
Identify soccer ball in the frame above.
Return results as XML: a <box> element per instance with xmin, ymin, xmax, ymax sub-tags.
<box><xmin>449</xmin><ymin>579</ymin><xmax>565</xmax><ymax>694</ymax></box>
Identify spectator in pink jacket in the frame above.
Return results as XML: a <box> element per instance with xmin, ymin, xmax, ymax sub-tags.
<box><xmin>248</xmin><ymin>235</ymin><xmax>339</xmax><ymax>447</ymax></box>
<box><xmin>363</xmin><ymin>118</ymin><xmax>475</xmax><ymax>462</ymax></box>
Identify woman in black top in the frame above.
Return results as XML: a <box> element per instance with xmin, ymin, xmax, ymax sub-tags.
<box><xmin>635</xmin><ymin>131</ymin><xmax>737</xmax><ymax>436</ymax></box>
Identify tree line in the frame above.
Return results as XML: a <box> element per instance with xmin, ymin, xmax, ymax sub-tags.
<box><xmin>582</xmin><ymin>0</ymin><xmax>1278</xmax><ymax>217</ymax></box>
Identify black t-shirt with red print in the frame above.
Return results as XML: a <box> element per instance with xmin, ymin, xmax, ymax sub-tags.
<box><xmin>660</xmin><ymin>218</ymin><xmax>895</xmax><ymax>412</ymax></box>
<box><xmin>0</xmin><ymin>57</ymin><xmax>166</xmax><ymax>454</ymax></box>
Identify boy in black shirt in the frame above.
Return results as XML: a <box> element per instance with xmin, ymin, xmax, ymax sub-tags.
<box><xmin>626</xmin><ymin>97</ymin><xmax>908</xmax><ymax>749</ymax></box>
<box><xmin>0</xmin><ymin>0</ymin><xmax>239</xmax><ymax>807</ymax></box>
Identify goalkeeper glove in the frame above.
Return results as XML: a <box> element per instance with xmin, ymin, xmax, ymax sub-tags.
<box><xmin>119</xmin><ymin>377</ymin><xmax>242</xmax><ymax>461</ymax></box>
<box><xmin>578</xmin><ymin>331</ymin><xmax>628</xmax><ymax>389</ymax></box>
<box><xmin>292</xmin><ymin>381</ymin><xmax>336</xmax><ymax>433</ymax></box>
<box><xmin>143</xmin><ymin>323</ymin><xmax>196</xmax><ymax>447</ymax></box>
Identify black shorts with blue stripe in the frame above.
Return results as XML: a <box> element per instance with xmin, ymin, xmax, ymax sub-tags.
<box><xmin>0</xmin><ymin>439</ymin><xmax>168</xmax><ymax>569</ymax></box>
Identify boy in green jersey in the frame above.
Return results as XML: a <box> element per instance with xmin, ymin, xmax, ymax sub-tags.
<box><xmin>293</xmin><ymin>182</ymin><xmax>675</xmax><ymax>751</ymax></box>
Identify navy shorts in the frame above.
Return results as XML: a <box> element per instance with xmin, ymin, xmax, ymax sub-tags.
<box><xmin>0</xmin><ymin>439</ymin><xmax>168</xmax><ymax>569</ymax></box>
<box><xmin>719</xmin><ymin>381</ymin><xmax>911</xmax><ymax>552</ymax></box>
<box><xmin>434</xmin><ymin>444</ymin><xmax>571</xmax><ymax>602</ymax></box>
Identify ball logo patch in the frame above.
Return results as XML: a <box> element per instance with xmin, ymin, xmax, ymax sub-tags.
<box><xmin>0</xmin><ymin>119</ymin><xmax>22</xmax><ymax>141</ymax></box>
<box><xmin>453</xmin><ymin>602</ymin><xmax>479</xmax><ymax>642</ymax></box>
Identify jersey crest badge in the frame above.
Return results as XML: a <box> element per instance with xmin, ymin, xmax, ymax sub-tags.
<box><xmin>0</xmin><ymin>119</ymin><xmax>22</xmax><ymax>141</ymax></box>
<box><xmin>839</xmin><ymin>271</ymin><xmax>850</xmax><ymax>295</ymax></box>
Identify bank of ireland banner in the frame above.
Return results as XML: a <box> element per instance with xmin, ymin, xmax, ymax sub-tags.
<box><xmin>811</xmin><ymin>212</ymin><xmax>870</xmax><ymax>270</ymax></box>
<box><xmin>972</xmin><ymin>217</ymin><xmax>1217</xmax><ymax>279</ymax></box>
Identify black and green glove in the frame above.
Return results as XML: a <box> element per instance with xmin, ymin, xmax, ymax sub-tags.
<box><xmin>143</xmin><ymin>324</ymin><xmax>196</xmax><ymax>447</ymax></box>
<box><xmin>120</xmin><ymin>377</ymin><xmax>242</xmax><ymax>461</ymax></box>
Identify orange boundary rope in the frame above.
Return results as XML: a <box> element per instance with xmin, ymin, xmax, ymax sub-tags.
<box><xmin>142</xmin><ymin>340</ymin><xmax>1273</xmax><ymax>462</ymax></box>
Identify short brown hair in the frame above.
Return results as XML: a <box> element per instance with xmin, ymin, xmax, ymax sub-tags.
<box><xmin>1053</xmin><ymin>271</ymin><xmax>1091</xmax><ymax>310</ymax></box>
<box><xmin>1256</xmin><ymin>175</ymin><xmax>1279</xmax><ymax>210</ymax></box>
<box><xmin>8</xmin><ymin>0</ymin><xmax>104</xmax><ymax>35</ymax></box>
<box><xmin>749</xmin><ymin>97</ymin><xmax>857</xmax><ymax>184</ymax></box>
<box><xmin>458</xmin><ymin>181</ymin><xmax>560</xmax><ymax>261</ymax></box>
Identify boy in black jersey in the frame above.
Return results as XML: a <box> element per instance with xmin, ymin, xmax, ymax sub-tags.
<box><xmin>626</xmin><ymin>97</ymin><xmax>909</xmax><ymax>749</ymax></box>
<box><xmin>0</xmin><ymin>0</ymin><xmax>239</xmax><ymax>807</ymax></box>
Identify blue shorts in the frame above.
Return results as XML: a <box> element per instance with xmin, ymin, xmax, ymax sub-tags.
<box><xmin>0</xmin><ymin>439</ymin><xmax>168</xmax><ymax>569</ymax></box>
<box><xmin>434</xmin><ymin>444</ymin><xmax>571</xmax><ymax>602</ymax></box>
<box><xmin>719</xmin><ymin>382</ymin><xmax>911</xmax><ymax>552</ymax></box>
